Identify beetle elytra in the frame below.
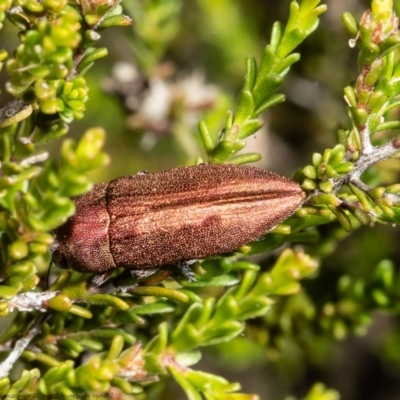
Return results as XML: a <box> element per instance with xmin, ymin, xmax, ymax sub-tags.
<box><xmin>51</xmin><ymin>163</ymin><xmax>303</xmax><ymax>279</ymax></box>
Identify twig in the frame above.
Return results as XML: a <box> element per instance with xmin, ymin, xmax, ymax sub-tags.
<box><xmin>5</xmin><ymin>283</ymin><xmax>140</xmax><ymax>313</ymax></box>
<box><xmin>333</xmin><ymin>137</ymin><xmax>400</xmax><ymax>190</ymax></box>
<box><xmin>0</xmin><ymin>313</ymin><xmax>48</xmax><ymax>379</ymax></box>
<box><xmin>67</xmin><ymin>1</ymin><xmax>120</xmax><ymax>80</ymax></box>
<box><xmin>0</xmin><ymin>100</ymin><xmax>33</xmax><ymax>128</ymax></box>
<box><xmin>8</xmin><ymin>291</ymin><xmax>58</xmax><ymax>312</ymax></box>
<box><xmin>352</xmin><ymin>137</ymin><xmax>400</xmax><ymax>179</ymax></box>
<box><xmin>20</xmin><ymin>151</ymin><xmax>49</xmax><ymax>168</ymax></box>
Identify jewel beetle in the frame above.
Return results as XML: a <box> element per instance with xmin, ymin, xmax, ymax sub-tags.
<box><xmin>51</xmin><ymin>163</ymin><xmax>303</xmax><ymax>280</ymax></box>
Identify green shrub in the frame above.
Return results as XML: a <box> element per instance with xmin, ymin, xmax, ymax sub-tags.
<box><xmin>0</xmin><ymin>0</ymin><xmax>399</xmax><ymax>398</ymax></box>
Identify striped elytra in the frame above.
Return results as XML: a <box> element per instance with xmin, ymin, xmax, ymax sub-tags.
<box><xmin>51</xmin><ymin>164</ymin><xmax>303</xmax><ymax>274</ymax></box>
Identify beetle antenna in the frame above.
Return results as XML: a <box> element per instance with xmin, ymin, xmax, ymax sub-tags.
<box><xmin>46</xmin><ymin>259</ymin><xmax>54</xmax><ymax>289</ymax></box>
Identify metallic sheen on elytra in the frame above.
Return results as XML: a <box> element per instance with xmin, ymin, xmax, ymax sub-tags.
<box><xmin>51</xmin><ymin>164</ymin><xmax>303</xmax><ymax>273</ymax></box>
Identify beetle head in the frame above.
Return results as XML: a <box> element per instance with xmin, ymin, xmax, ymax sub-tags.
<box><xmin>51</xmin><ymin>244</ymin><xmax>70</xmax><ymax>270</ymax></box>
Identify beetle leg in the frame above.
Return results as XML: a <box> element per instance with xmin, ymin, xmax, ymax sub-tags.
<box><xmin>130</xmin><ymin>267</ymin><xmax>159</xmax><ymax>280</ymax></box>
<box><xmin>177</xmin><ymin>260</ymin><xmax>196</xmax><ymax>282</ymax></box>
<box><xmin>90</xmin><ymin>271</ymin><xmax>112</xmax><ymax>287</ymax></box>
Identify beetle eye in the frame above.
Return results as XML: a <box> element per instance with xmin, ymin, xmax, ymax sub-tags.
<box><xmin>52</xmin><ymin>250</ymin><xmax>69</xmax><ymax>270</ymax></box>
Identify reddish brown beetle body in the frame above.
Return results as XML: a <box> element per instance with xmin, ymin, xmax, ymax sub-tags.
<box><xmin>51</xmin><ymin>164</ymin><xmax>303</xmax><ymax>274</ymax></box>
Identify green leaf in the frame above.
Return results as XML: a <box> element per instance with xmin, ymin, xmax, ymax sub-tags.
<box><xmin>133</xmin><ymin>302</ymin><xmax>175</xmax><ymax>315</ymax></box>
<box><xmin>77</xmin><ymin>48</ymin><xmax>108</xmax><ymax>74</ymax></box>
<box><xmin>233</xmin><ymin>89</ymin><xmax>254</xmax><ymax>125</ymax></box>
<box><xmin>243</xmin><ymin>56</ymin><xmax>257</xmax><ymax>91</ymax></box>
<box><xmin>201</xmin><ymin>321</ymin><xmax>244</xmax><ymax>346</ymax></box>
<box><xmin>270</xmin><ymin>21</ymin><xmax>284</xmax><ymax>52</ymax></box>
<box><xmin>238</xmin><ymin>119</ymin><xmax>263</xmax><ymax>139</ymax></box>
<box><xmin>254</xmin><ymin>45</ymin><xmax>276</xmax><ymax>87</ymax></box>
<box><xmin>198</xmin><ymin>121</ymin><xmax>214</xmax><ymax>154</ymax></box>
<box><xmin>169</xmin><ymin>366</ymin><xmax>202</xmax><ymax>400</ymax></box>
<box><xmin>253</xmin><ymin>93</ymin><xmax>285</xmax><ymax>115</ymax></box>
<box><xmin>184</xmin><ymin>274</ymin><xmax>240</xmax><ymax>287</ymax></box>
<box><xmin>341</xmin><ymin>12</ymin><xmax>359</xmax><ymax>35</ymax></box>
<box><xmin>252</xmin><ymin>74</ymin><xmax>283</xmax><ymax>110</ymax></box>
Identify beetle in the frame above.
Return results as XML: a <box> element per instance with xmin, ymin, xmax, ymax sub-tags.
<box><xmin>51</xmin><ymin>163</ymin><xmax>304</xmax><ymax>281</ymax></box>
